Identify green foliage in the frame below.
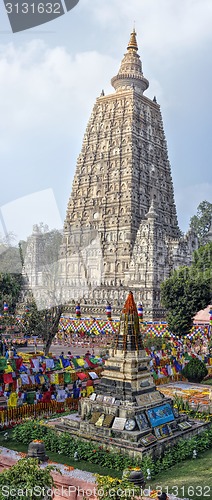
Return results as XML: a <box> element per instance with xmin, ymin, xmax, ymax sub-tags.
<box><xmin>95</xmin><ymin>474</ymin><xmax>141</xmax><ymax>500</ymax></box>
<box><xmin>143</xmin><ymin>334</ymin><xmax>163</xmax><ymax>350</ymax></box>
<box><xmin>0</xmin><ymin>272</ymin><xmax>23</xmax><ymax>314</ymax></box>
<box><xmin>173</xmin><ymin>396</ymin><xmax>212</xmax><ymax>423</ymax></box>
<box><xmin>0</xmin><ymin>246</ymin><xmax>23</xmax><ymax>274</ymax></box>
<box><xmin>12</xmin><ymin>420</ymin><xmax>212</xmax><ymax>479</ymax></box>
<box><xmin>182</xmin><ymin>358</ymin><xmax>208</xmax><ymax>383</ymax></box>
<box><xmin>147</xmin><ymin>448</ymin><xmax>212</xmax><ymax>500</ymax></box>
<box><xmin>174</xmin><ymin>395</ymin><xmax>191</xmax><ymax>412</ymax></box>
<box><xmin>140</xmin><ymin>427</ymin><xmax>212</xmax><ymax>477</ymax></box>
<box><xmin>12</xmin><ymin>421</ymin><xmax>136</xmax><ymax>471</ymax></box>
<box><xmin>192</xmin><ymin>242</ymin><xmax>212</xmax><ymax>278</ymax></box>
<box><xmin>189</xmin><ymin>200</ymin><xmax>212</xmax><ymax>246</ymax></box>
<box><xmin>12</xmin><ymin>420</ymin><xmax>48</xmax><ymax>445</ymax></box>
<box><xmin>161</xmin><ymin>243</ymin><xmax>212</xmax><ymax>335</ymax></box>
<box><xmin>0</xmin><ymin>458</ymin><xmax>55</xmax><ymax>500</ymax></box>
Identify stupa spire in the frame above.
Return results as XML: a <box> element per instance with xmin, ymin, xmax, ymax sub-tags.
<box><xmin>115</xmin><ymin>291</ymin><xmax>144</xmax><ymax>352</ymax></box>
<box><xmin>127</xmin><ymin>28</ymin><xmax>138</xmax><ymax>51</ymax></box>
<box><xmin>122</xmin><ymin>290</ymin><xmax>138</xmax><ymax>314</ymax></box>
<box><xmin>111</xmin><ymin>29</ymin><xmax>149</xmax><ymax>94</ymax></box>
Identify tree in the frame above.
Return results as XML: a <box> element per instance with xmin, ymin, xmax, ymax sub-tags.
<box><xmin>0</xmin><ymin>230</ymin><xmax>23</xmax><ymax>274</ymax></box>
<box><xmin>0</xmin><ymin>273</ymin><xmax>23</xmax><ymax>314</ymax></box>
<box><xmin>0</xmin><ymin>458</ymin><xmax>55</xmax><ymax>500</ymax></box>
<box><xmin>160</xmin><ymin>243</ymin><xmax>212</xmax><ymax>335</ymax></box>
<box><xmin>19</xmin><ymin>225</ymin><xmax>64</xmax><ymax>354</ymax></box>
<box><xmin>0</xmin><ymin>245</ymin><xmax>23</xmax><ymax>274</ymax></box>
<box><xmin>191</xmin><ymin>242</ymin><xmax>212</xmax><ymax>279</ymax></box>
<box><xmin>0</xmin><ymin>233</ymin><xmax>24</xmax><ymax>328</ymax></box>
<box><xmin>189</xmin><ymin>200</ymin><xmax>212</xmax><ymax>246</ymax></box>
<box><xmin>21</xmin><ymin>299</ymin><xmax>63</xmax><ymax>355</ymax></box>
<box><xmin>143</xmin><ymin>334</ymin><xmax>163</xmax><ymax>350</ymax></box>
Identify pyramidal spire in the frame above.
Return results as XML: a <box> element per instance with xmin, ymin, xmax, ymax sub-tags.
<box><xmin>115</xmin><ymin>291</ymin><xmax>144</xmax><ymax>352</ymax></box>
<box><xmin>122</xmin><ymin>290</ymin><xmax>138</xmax><ymax>314</ymax></box>
<box><xmin>111</xmin><ymin>29</ymin><xmax>149</xmax><ymax>94</ymax></box>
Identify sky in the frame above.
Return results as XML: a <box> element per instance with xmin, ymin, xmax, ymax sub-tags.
<box><xmin>0</xmin><ymin>0</ymin><xmax>211</xmax><ymax>243</ymax></box>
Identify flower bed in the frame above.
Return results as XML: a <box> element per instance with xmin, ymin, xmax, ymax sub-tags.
<box><xmin>159</xmin><ymin>383</ymin><xmax>211</xmax><ymax>413</ymax></box>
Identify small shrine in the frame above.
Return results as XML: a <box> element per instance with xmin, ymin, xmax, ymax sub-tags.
<box><xmin>56</xmin><ymin>292</ymin><xmax>207</xmax><ymax>457</ymax></box>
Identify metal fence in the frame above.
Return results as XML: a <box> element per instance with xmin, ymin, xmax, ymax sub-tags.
<box><xmin>0</xmin><ymin>398</ymin><xmax>79</xmax><ymax>427</ymax></box>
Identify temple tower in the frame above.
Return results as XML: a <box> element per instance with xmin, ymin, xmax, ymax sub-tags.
<box><xmin>60</xmin><ymin>30</ymin><xmax>197</xmax><ymax>319</ymax></box>
<box><xmin>23</xmin><ymin>225</ymin><xmax>45</xmax><ymax>291</ymax></box>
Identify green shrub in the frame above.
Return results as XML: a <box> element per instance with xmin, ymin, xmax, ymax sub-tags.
<box><xmin>182</xmin><ymin>357</ymin><xmax>208</xmax><ymax>382</ymax></box>
<box><xmin>0</xmin><ymin>458</ymin><xmax>55</xmax><ymax>500</ymax></box>
<box><xmin>12</xmin><ymin>421</ymin><xmax>212</xmax><ymax>477</ymax></box>
<box><xmin>95</xmin><ymin>475</ymin><xmax>141</xmax><ymax>500</ymax></box>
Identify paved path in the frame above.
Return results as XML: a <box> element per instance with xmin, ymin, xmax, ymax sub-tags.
<box><xmin>17</xmin><ymin>343</ymin><xmax>102</xmax><ymax>357</ymax></box>
<box><xmin>0</xmin><ymin>446</ymin><xmax>96</xmax><ymax>483</ymax></box>
<box><xmin>0</xmin><ymin>446</ymin><xmax>187</xmax><ymax>499</ymax></box>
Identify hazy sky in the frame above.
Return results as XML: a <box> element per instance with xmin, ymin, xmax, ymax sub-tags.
<box><xmin>0</xmin><ymin>0</ymin><xmax>211</xmax><ymax>242</ymax></box>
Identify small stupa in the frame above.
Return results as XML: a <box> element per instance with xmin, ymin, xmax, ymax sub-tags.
<box><xmin>56</xmin><ymin>292</ymin><xmax>206</xmax><ymax>455</ymax></box>
<box><xmin>79</xmin><ymin>292</ymin><xmax>173</xmax><ymax>448</ymax></box>
<box><xmin>98</xmin><ymin>291</ymin><xmax>162</xmax><ymax>403</ymax></box>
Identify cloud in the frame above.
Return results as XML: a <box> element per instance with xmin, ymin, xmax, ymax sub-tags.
<box><xmin>0</xmin><ymin>7</ymin><xmax>211</xmax><ymax>238</ymax></box>
<box><xmin>84</xmin><ymin>0</ymin><xmax>212</xmax><ymax>55</ymax></box>
<box><xmin>1</xmin><ymin>189</ymin><xmax>63</xmax><ymax>243</ymax></box>
<box><xmin>0</xmin><ymin>39</ymin><xmax>118</xmax><ymax>215</ymax></box>
<box><xmin>0</xmin><ymin>40</ymin><xmax>117</xmax><ymax>152</ymax></box>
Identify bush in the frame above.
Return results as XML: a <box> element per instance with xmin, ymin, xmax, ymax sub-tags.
<box><xmin>0</xmin><ymin>458</ymin><xmax>55</xmax><ymax>500</ymax></box>
<box><xmin>182</xmin><ymin>358</ymin><xmax>208</xmax><ymax>383</ymax></box>
<box><xmin>12</xmin><ymin>421</ymin><xmax>135</xmax><ymax>471</ymax></box>
<box><xmin>11</xmin><ymin>420</ymin><xmax>212</xmax><ymax>478</ymax></box>
<box><xmin>95</xmin><ymin>475</ymin><xmax>140</xmax><ymax>500</ymax></box>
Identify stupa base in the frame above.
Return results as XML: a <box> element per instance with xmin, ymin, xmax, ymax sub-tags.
<box><xmin>53</xmin><ymin>413</ymin><xmax>209</xmax><ymax>459</ymax></box>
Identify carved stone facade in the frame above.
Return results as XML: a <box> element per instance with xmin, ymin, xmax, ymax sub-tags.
<box><xmin>22</xmin><ymin>225</ymin><xmax>45</xmax><ymax>307</ymax></box>
<box><xmin>24</xmin><ymin>31</ymin><xmax>197</xmax><ymax>319</ymax></box>
<box><xmin>58</xmin><ymin>30</ymin><xmax>197</xmax><ymax>320</ymax></box>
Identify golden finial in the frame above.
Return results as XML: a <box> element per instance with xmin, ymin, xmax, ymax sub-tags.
<box><xmin>127</xmin><ymin>27</ymin><xmax>138</xmax><ymax>51</ymax></box>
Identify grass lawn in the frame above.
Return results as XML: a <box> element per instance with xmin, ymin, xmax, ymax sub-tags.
<box><xmin>145</xmin><ymin>449</ymin><xmax>212</xmax><ymax>500</ymax></box>
<box><xmin>202</xmin><ymin>379</ymin><xmax>212</xmax><ymax>386</ymax></box>
<box><xmin>0</xmin><ymin>431</ymin><xmax>122</xmax><ymax>478</ymax></box>
<box><xmin>0</xmin><ymin>431</ymin><xmax>212</xmax><ymax>499</ymax></box>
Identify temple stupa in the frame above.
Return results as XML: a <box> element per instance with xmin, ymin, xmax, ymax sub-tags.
<box><xmin>55</xmin><ymin>292</ymin><xmax>206</xmax><ymax>457</ymax></box>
